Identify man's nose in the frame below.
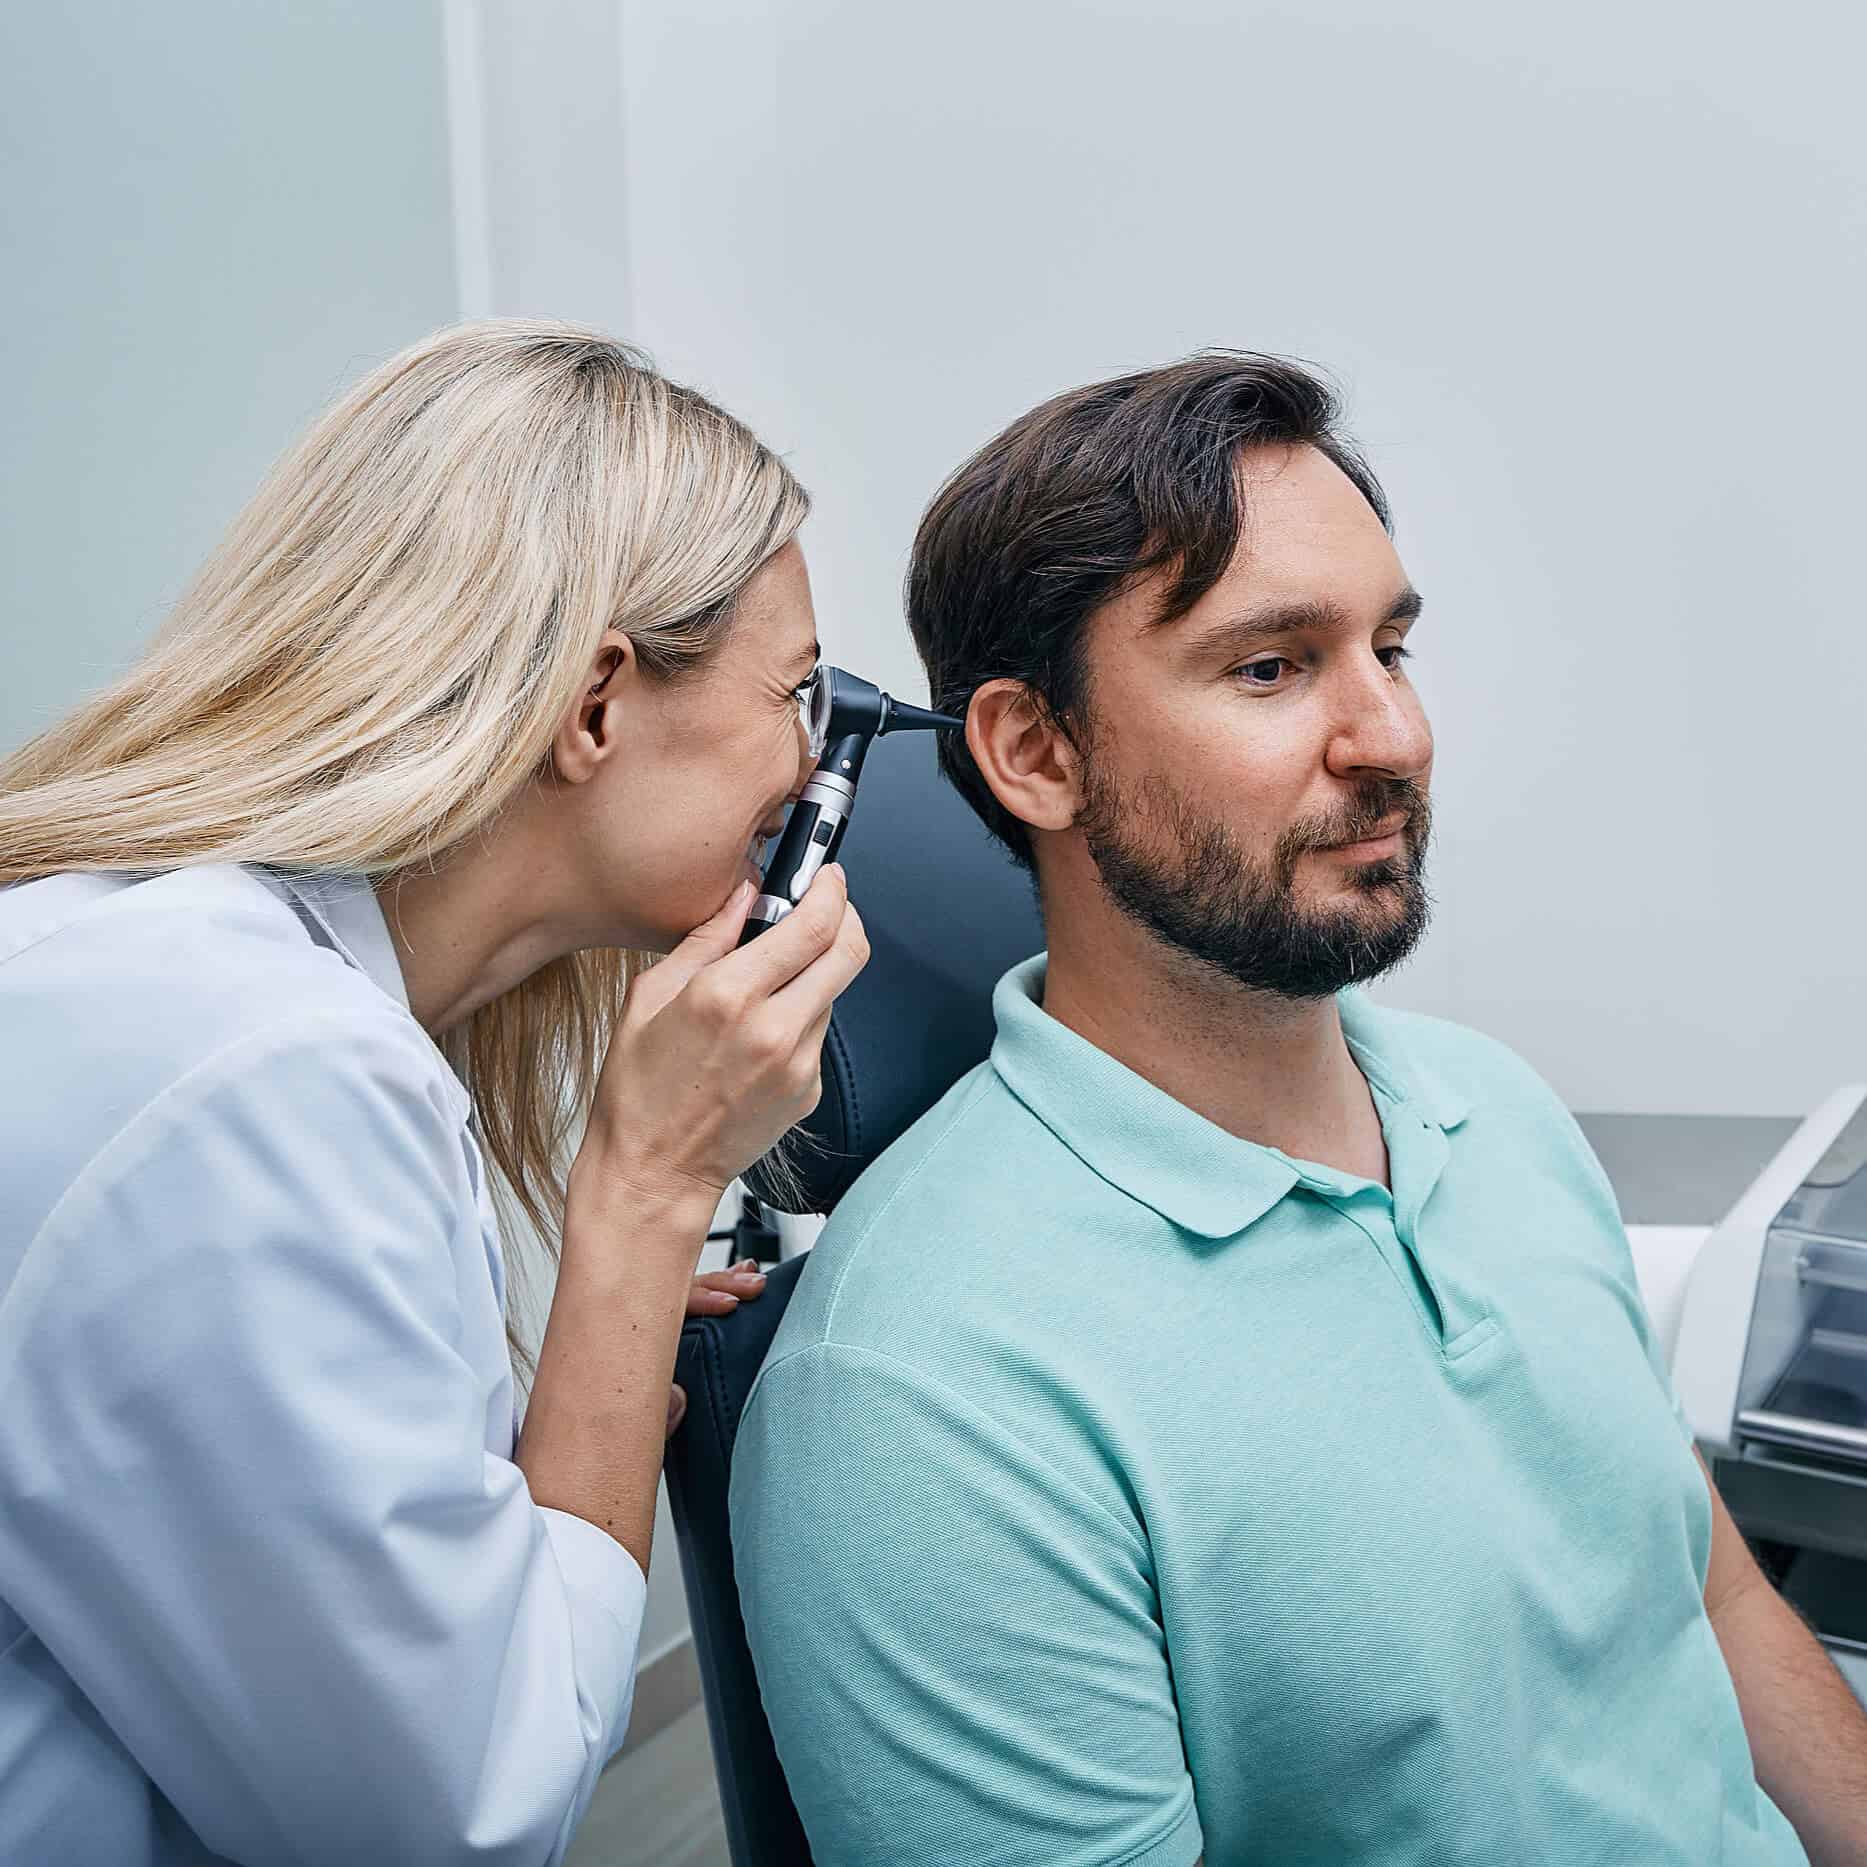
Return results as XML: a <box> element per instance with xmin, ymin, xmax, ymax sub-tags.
<box><xmin>1325</xmin><ymin>656</ymin><xmax>1433</xmax><ymax>782</ymax></box>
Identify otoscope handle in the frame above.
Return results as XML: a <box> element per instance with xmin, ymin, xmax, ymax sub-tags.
<box><xmin>738</xmin><ymin>763</ymin><xmax>858</xmax><ymax>945</ymax></box>
<box><xmin>735</xmin><ymin>689</ymin><xmax>958</xmax><ymax>945</ymax></box>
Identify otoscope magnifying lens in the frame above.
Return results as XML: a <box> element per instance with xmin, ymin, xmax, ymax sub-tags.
<box><xmin>798</xmin><ymin>666</ymin><xmax>831</xmax><ymax>758</ymax></box>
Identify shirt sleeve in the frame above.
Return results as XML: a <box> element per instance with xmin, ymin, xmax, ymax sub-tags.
<box><xmin>0</xmin><ymin>1008</ymin><xmax>645</xmax><ymax>1867</ymax></box>
<box><xmin>731</xmin><ymin>1340</ymin><xmax>1204</xmax><ymax>1867</ymax></box>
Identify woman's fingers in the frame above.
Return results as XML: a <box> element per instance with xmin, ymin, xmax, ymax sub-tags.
<box><xmin>628</xmin><ymin>879</ymin><xmax>757</xmax><ymax>1022</ymax></box>
<box><xmin>575</xmin><ymin>865</ymin><xmax>866</xmax><ymax>1209</ymax></box>
<box><xmin>770</xmin><ymin>897</ymin><xmax>869</xmax><ymax>1026</ymax></box>
<box><xmin>680</xmin><ymin>877</ymin><xmax>759</xmax><ymax>962</ymax></box>
<box><xmin>686</xmin><ymin>1267</ymin><xmax>767</xmax><ymax>1316</ymax></box>
<box><xmin>715</xmin><ymin>864</ymin><xmax>848</xmax><ymax>997</ymax></box>
<box><xmin>667</xmin><ymin>1266</ymin><xmax>767</xmax><ymax>1441</ymax></box>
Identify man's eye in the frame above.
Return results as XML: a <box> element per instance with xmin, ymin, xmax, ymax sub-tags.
<box><xmin>1232</xmin><ymin>645</ymin><xmax>1413</xmax><ymax>688</ymax></box>
<box><xmin>1232</xmin><ymin>657</ymin><xmax>1292</xmax><ymax>687</ymax></box>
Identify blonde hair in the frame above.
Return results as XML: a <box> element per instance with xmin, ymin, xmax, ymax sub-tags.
<box><xmin>0</xmin><ymin>319</ymin><xmax>809</xmax><ymax>1365</ymax></box>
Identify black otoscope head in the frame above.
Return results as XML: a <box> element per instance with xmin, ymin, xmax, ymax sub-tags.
<box><xmin>738</xmin><ymin>665</ymin><xmax>965</xmax><ymax>943</ymax></box>
<box><xmin>809</xmin><ymin>666</ymin><xmax>966</xmax><ymax>744</ymax></box>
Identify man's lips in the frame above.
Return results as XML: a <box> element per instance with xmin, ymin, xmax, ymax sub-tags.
<box><xmin>1319</xmin><ymin>814</ymin><xmax>1409</xmax><ymax>852</ymax></box>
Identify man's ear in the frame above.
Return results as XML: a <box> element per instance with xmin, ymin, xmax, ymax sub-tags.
<box><xmin>553</xmin><ymin>629</ymin><xmax>637</xmax><ymax>785</ymax></box>
<box><xmin>966</xmin><ymin>679</ymin><xmax>1081</xmax><ymax>838</ymax></box>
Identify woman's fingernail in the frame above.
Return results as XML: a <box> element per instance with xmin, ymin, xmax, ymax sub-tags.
<box><xmin>733</xmin><ymin>1271</ymin><xmax>766</xmax><ymax>1288</ymax></box>
<box><xmin>717</xmin><ymin>1292</ymin><xmax>740</xmax><ymax>1308</ymax></box>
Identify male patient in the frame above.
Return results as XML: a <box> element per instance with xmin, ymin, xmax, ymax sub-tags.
<box><xmin>731</xmin><ymin>355</ymin><xmax>1867</xmax><ymax>1865</ymax></box>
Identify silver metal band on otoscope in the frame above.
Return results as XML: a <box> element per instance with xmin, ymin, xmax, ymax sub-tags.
<box><xmin>746</xmin><ymin>769</ymin><xmax>858</xmax><ymax>929</ymax></box>
<box><xmin>801</xmin><ymin>770</ymin><xmax>857</xmax><ymax>808</ymax></box>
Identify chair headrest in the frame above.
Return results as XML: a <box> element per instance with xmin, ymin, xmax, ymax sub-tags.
<box><xmin>748</xmin><ymin>735</ymin><xmax>1043</xmax><ymax>1215</ymax></box>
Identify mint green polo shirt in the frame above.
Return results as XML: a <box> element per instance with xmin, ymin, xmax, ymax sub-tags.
<box><xmin>732</xmin><ymin>956</ymin><xmax>1806</xmax><ymax>1867</ymax></box>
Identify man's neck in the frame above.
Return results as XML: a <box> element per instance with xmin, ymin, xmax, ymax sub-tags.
<box><xmin>1038</xmin><ymin>881</ymin><xmax>1386</xmax><ymax>1183</ymax></box>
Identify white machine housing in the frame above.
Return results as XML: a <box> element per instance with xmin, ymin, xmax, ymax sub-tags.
<box><xmin>1673</xmin><ymin>1082</ymin><xmax>1867</xmax><ymax>1706</ymax></box>
<box><xmin>1676</xmin><ymin>1084</ymin><xmax>1867</xmax><ymax>1457</ymax></box>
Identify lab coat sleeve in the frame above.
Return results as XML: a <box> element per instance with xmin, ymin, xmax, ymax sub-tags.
<box><xmin>732</xmin><ymin>1342</ymin><xmax>1206</xmax><ymax>1867</ymax></box>
<box><xmin>0</xmin><ymin>1007</ymin><xmax>645</xmax><ymax>1867</ymax></box>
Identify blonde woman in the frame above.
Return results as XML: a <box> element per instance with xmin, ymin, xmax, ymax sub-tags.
<box><xmin>0</xmin><ymin>322</ymin><xmax>868</xmax><ymax>1865</ymax></box>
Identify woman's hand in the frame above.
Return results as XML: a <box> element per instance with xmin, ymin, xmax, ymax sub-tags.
<box><xmin>571</xmin><ymin>863</ymin><xmax>868</xmax><ymax>1226</ymax></box>
<box><xmin>665</xmin><ymin>1258</ymin><xmax>769</xmax><ymax>1436</ymax></box>
<box><xmin>534</xmin><ymin>867</ymin><xmax>861</xmax><ymax>1570</ymax></box>
<box><xmin>686</xmin><ymin>1258</ymin><xmax>768</xmax><ymax>1319</ymax></box>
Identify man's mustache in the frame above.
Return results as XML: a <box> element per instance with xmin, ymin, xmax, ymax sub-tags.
<box><xmin>1291</xmin><ymin>780</ymin><xmax>1432</xmax><ymax>856</ymax></box>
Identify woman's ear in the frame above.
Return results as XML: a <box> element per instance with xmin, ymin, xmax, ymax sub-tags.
<box><xmin>966</xmin><ymin>679</ymin><xmax>1081</xmax><ymax>839</ymax></box>
<box><xmin>553</xmin><ymin>630</ymin><xmax>637</xmax><ymax>785</ymax></box>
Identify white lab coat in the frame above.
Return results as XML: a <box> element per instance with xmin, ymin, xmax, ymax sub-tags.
<box><xmin>0</xmin><ymin>864</ymin><xmax>646</xmax><ymax>1866</ymax></box>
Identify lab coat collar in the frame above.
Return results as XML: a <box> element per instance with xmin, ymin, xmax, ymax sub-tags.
<box><xmin>262</xmin><ymin>867</ymin><xmax>412</xmax><ymax>1013</ymax></box>
<box><xmin>988</xmin><ymin>954</ymin><xmax>1469</xmax><ymax>1242</ymax></box>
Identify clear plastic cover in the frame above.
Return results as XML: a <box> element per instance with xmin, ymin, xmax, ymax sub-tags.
<box><xmin>1737</xmin><ymin>1099</ymin><xmax>1867</xmax><ymax>1461</ymax></box>
<box><xmin>796</xmin><ymin>666</ymin><xmax>831</xmax><ymax>759</ymax></box>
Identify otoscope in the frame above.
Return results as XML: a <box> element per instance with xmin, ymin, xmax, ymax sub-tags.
<box><xmin>739</xmin><ymin>666</ymin><xmax>965</xmax><ymax>943</ymax></box>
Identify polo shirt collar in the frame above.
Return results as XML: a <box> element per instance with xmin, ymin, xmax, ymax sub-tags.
<box><xmin>1337</xmin><ymin>987</ymin><xmax>1472</xmax><ymax>1135</ymax></box>
<box><xmin>989</xmin><ymin>954</ymin><xmax>1468</xmax><ymax>1241</ymax></box>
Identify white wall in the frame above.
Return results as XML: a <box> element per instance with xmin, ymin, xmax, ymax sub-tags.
<box><xmin>601</xmin><ymin>0</ymin><xmax>1867</xmax><ymax>1119</ymax></box>
<box><xmin>11</xmin><ymin>0</ymin><xmax>1863</xmax><ymax>1730</ymax></box>
<box><xmin>0</xmin><ymin>1</ymin><xmax>459</xmax><ymax>756</ymax></box>
<box><xmin>444</xmin><ymin>0</ymin><xmax>698</xmax><ymax>1670</ymax></box>
<box><xmin>461</xmin><ymin>6</ymin><xmax>1867</xmax><ymax>1688</ymax></box>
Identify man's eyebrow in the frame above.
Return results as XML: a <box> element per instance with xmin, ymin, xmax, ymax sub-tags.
<box><xmin>1180</xmin><ymin>587</ymin><xmax>1424</xmax><ymax>659</ymax></box>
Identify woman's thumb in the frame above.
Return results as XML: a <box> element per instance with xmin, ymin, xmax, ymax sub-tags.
<box><xmin>687</xmin><ymin>877</ymin><xmax>757</xmax><ymax>954</ymax></box>
<box><xmin>637</xmin><ymin>879</ymin><xmax>756</xmax><ymax>1007</ymax></box>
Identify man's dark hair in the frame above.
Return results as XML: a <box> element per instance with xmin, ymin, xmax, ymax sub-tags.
<box><xmin>905</xmin><ymin>351</ymin><xmax>1390</xmax><ymax>868</ymax></box>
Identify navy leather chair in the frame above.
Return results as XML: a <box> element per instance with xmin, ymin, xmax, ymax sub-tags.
<box><xmin>662</xmin><ymin>734</ymin><xmax>1043</xmax><ymax>1867</ymax></box>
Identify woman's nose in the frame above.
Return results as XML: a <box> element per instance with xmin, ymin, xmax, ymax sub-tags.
<box><xmin>793</xmin><ymin>714</ymin><xmax>818</xmax><ymax>782</ymax></box>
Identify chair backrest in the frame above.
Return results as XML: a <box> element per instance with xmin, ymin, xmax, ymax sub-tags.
<box><xmin>663</xmin><ymin>1254</ymin><xmax>813</xmax><ymax>1867</ymax></box>
<box><xmin>663</xmin><ymin>735</ymin><xmax>1043</xmax><ymax>1866</ymax></box>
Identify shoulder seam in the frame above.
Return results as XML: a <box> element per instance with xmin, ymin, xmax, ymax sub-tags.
<box><xmin>751</xmin><ymin>1337</ymin><xmax>1152</xmax><ymax>1563</ymax></box>
<box><xmin>816</xmin><ymin>1068</ymin><xmax>1001</xmax><ymax>1346</ymax></box>
<box><xmin>22</xmin><ymin>1004</ymin><xmax>453</xmax><ymax>1265</ymax></box>
<box><xmin>0</xmin><ymin>864</ymin><xmax>274</xmax><ymax>968</ymax></box>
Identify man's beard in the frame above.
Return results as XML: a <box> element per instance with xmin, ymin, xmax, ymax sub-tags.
<box><xmin>1076</xmin><ymin>759</ymin><xmax>1434</xmax><ymax>1001</ymax></box>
